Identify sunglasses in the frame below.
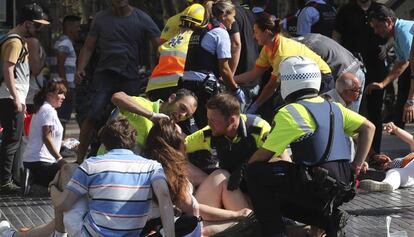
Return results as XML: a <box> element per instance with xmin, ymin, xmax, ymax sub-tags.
<box><xmin>346</xmin><ymin>87</ymin><xmax>362</xmax><ymax>94</ymax></box>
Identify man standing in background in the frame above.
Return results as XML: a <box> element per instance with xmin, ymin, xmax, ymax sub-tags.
<box><xmin>0</xmin><ymin>3</ymin><xmax>49</xmax><ymax>193</ymax></box>
<box><xmin>52</xmin><ymin>15</ymin><xmax>81</xmax><ymax>140</ymax></box>
<box><xmin>75</xmin><ymin>0</ymin><xmax>161</xmax><ymax>163</ymax></box>
<box><xmin>333</xmin><ymin>0</ymin><xmax>388</xmax><ymax>154</ymax></box>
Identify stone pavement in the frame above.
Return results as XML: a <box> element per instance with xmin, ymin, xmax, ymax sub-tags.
<box><xmin>1</xmin><ymin>120</ymin><xmax>414</xmax><ymax>237</ymax></box>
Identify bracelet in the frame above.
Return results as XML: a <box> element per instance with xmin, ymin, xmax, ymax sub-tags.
<box><xmin>48</xmin><ymin>183</ymin><xmax>56</xmax><ymax>194</ymax></box>
<box><xmin>48</xmin><ymin>183</ymin><xmax>62</xmax><ymax>193</ymax></box>
<box><xmin>352</xmin><ymin>163</ymin><xmax>362</xmax><ymax>172</ymax></box>
<box><xmin>232</xmin><ymin>85</ymin><xmax>240</xmax><ymax>92</ymax></box>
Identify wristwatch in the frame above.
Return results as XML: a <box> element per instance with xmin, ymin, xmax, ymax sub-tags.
<box><xmin>406</xmin><ymin>99</ymin><xmax>414</xmax><ymax>106</ymax></box>
<box><xmin>232</xmin><ymin>85</ymin><xmax>240</xmax><ymax>92</ymax></box>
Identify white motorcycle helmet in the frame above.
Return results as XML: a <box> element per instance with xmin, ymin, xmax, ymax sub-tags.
<box><xmin>279</xmin><ymin>56</ymin><xmax>321</xmax><ymax>100</ymax></box>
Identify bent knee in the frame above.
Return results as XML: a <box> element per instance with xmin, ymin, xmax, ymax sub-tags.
<box><xmin>59</xmin><ymin>163</ymin><xmax>79</xmax><ymax>187</ymax></box>
<box><xmin>61</xmin><ymin>163</ymin><xmax>78</xmax><ymax>174</ymax></box>
<box><xmin>210</xmin><ymin>169</ymin><xmax>230</xmax><ymax>179</ymax></box>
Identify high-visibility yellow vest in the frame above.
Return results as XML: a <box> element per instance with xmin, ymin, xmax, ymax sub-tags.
<box><xmin>146</xmin><ymin>30</ymin><xmax>193</xmax><ymax>92</ymax></box>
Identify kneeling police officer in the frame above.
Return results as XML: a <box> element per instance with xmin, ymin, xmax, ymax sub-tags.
<box><xmin>246</xmin><ymin>56</ymin><xmax>375</xmax><ymax>237</ymax></box>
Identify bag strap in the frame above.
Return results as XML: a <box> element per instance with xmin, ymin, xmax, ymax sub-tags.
<box><xmin>320</xmin><ymin>101</ymin><xmax>334</xmax><ymax>164</ymax></box>
<box><xmin>0</xmin><ymin>33</ymin><xmax>26</xmax><ymax>63</ymax></box>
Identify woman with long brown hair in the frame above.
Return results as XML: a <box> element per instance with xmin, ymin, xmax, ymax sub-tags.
<box><xmin>144</xmin><ymin>119</ymin><xmax>252</xmax><ymax>236</ymax></box>
<box><xmin>144</xmin><ymin>119</ymin><xmax>196</xmax><ymax>215</ymax></box>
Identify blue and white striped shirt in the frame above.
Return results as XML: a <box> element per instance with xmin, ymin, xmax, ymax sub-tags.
<box><xmin>51</xmin><ymin>35</ymin><xmax>77</xmax><ymax>88</ymax></box>
<box><xmin>66</xmin><ymin>149</ymin><xmax>166</xmax><ymax>237</ymax></box>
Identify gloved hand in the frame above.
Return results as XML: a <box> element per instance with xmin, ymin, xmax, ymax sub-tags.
<box><xmin>150</xmin><ymin>112</ymin><xmax>170</xmax><ymax>122</ymax></box>
<box><xmin>246</xmin><ymin>101</ymin><xmax>259</xmax><ymax>114</ymax></box>
<box><xmin>227</xmin><ymin>164</ymin><xmax>246</xmax><ymax>191</ymax></box>
<box><xmin>378</xmin><ymin>44</ymin><xmax>388</xmax><ymax>61</ymax></box>
<box><xmin>235</xmin><ymin>88</ymin><xmax>246</xmax><ymax>105</ymax></box>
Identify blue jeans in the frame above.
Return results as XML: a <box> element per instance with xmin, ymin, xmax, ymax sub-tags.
<box><xmin>88</xmin><ymin>70</ymin><xmax>144</xmax><ymax>121</ymax></box>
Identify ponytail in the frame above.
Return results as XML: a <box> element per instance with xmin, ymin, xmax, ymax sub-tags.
<box><xmin>255</xmin><ymin>12</ymin><xmax>280</xmax><ymax>34</ymax></box>
<box><xmin>33</xmin><ymin>86</ymin><xmax>48</xmax><ymax>113</ymax></box>
<box><xmin>212</xmin><ymin>0</ymin><xmax>235</xmax><ymax>18</ymax></box>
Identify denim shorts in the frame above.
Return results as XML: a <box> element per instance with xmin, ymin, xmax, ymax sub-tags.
<box><xmin>88</xmin><ymin>70</ymin><xmax>144</xmax><ymax>120</ymax></box>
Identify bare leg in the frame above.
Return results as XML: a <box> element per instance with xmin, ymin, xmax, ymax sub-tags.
<box><xmin>202</xmin><ymin>220</ymin><xmax>237</xmax><ymax>237</ymax></box>
<box><xmin>51</xmin><ymin>163</ymin><xmax>79</xmax><ymax>234</ymax></box>
<box><xmin>12</xmin><ymin>221</ymin><xmax>55</xmax><ymax>237</ymax></box>
<box><xmin>77</xmin><ymin>117</ymin><xmax>96</xmax><ymax>163</ymax></box>
<box><xmin>195</xmin><ymin>169</ymin><xmax>250</xmax><ymax>211</ymax></box>
<box><xmin>186</xmin><ymin>163</ymin><xmax>208</xmax><ymax>188</ymax></box>
<box><xmin>57</xmin><ymin>163</ymin><xmax>78</xmax><ymax>189</ymax></box>
<box><xmin>1</xmin><ymin>165</ymin><xmax>79</xmax><ymax>237</ymax></box>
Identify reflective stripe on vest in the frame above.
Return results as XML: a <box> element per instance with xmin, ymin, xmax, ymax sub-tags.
<box><xmin>160</xmin><ymin>50</ymin><xmax>187</xmax><ymax>58</ymax></box>
<box><xmin>146</xmin><ymin>31</ymin><xmax>191</xmax><ymax>92</ymax></box>
<box><xmin>146</xmin><ymin>74</ymin><xmax>183</xmax><ymax>92</ymax></box>
<box><xmin>285</xmin><ymin>104</ymin><xmax>314</xmax><ymax>135</ymax></box>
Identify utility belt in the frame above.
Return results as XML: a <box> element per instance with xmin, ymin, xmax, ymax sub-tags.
<box><xmin>180</xmin><ymin>72</ymin><xmax>222</xmax><ymax>96</ymax></box>
<box><xmin>202</xmin><ymin>73</ymin><xmax>220</xmax><ymax>96</ymax></box>
<box><xmin>298</xmin><ymin>165</ymin><xmax>356</xmax><ymax>214</ymax></box>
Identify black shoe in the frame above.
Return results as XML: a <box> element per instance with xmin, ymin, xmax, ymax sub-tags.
<box><xmin>325</xmin><ymin>209</ymin><xmax>349</xmax><ymax>237</ymax></box>
<box><xmin>211</xmin><ymin>212</ymin><xmax>262</xmax><ymax>237</ymax></box>
<box><xmin>0</xmin><ymin>180</ymin><xmax>20</xmax><ymax>194</ymax></box>
<box><xmin>20</xmin><ymin>168</ymin><xmax>32</xmax><ymax>196</ymax></box>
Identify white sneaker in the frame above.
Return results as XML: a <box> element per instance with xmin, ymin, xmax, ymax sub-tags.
<box><xmin>359</xmin><ymin>179</ymin><xmax>394</xmax><ymax>192</ymax></box>
<box><xmin>0</xmin><ymin>220</ymin><xmax>15</xmax><ymax>237</ymax></box>
<box><xmin>50</xmin><ymin>230</ymin><xmax>68</xmax><ymax>237</ymax></box>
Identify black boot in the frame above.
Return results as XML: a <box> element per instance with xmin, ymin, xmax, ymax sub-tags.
<box><xmin>325</xmin><ymin>209</ymin><xmax>349</xmax><ymax>237</ymax></box>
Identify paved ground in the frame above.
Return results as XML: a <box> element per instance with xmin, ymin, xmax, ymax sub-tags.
<box><xmin>1</xmin><ymin>120</ymin><xmax>414</xmax><ymax>237</ymax></box>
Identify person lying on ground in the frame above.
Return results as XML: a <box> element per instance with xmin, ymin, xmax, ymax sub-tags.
<box><xmin>360</xmin><ymin>122</ymin><xmax>414</xmax><ymax>192</ymax></box>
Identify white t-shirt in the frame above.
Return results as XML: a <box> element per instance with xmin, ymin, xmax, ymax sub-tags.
<box><xmin>23</xmin><ymin>102</ymin><xmax>63</xmax><ymax>163</ymax></box>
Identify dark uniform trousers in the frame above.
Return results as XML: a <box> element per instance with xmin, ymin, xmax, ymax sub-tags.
<box><xmin>247</xmin><ymin>160</ymin><xmax>352</xmax><ymax>235</ymax></box>
<box><xmin>393</xmin><ymin>67</ymin><xmax>410</xmax><ymax>129</ymax></box>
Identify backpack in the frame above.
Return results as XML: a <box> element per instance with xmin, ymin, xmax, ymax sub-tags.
<box><xmin>0</xmin><ymin>33</ymin><xmax>26</xmax><ymax>85</ymax></box>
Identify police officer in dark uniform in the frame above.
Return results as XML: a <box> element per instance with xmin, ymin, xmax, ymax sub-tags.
<box><xmin>296</xmin><ymin>0</ymin><xmax>336</xmax><ymax>37</ymax></box>
<box><xmin>180</xmin><ymin>1</ymin><xmax>245</xmax><ymax>129</ymax></box>
<box><xmin>246</xmin><ymin>56</ymin><xmax>375</xmax><ymax>237</ymax></box>
<box><xmin>185</xmin><ymin>92</ymin><xmax>270</xmax><ymax>190</ymax></box>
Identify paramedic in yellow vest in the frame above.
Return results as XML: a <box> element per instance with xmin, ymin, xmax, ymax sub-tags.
<box><xmin>160</xmin><ymin>0</ymin><xmax>210</xmax><ymax>44</ymax></box>
<box><xmin>146</xmin><ymin>3</ymin><xmax>206</xmax><ymax>101</ymax></box>
<box><xmin>111</xmin><ymin>88</ymin><xmax>197</xmax><ymax>150</ymax></box>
